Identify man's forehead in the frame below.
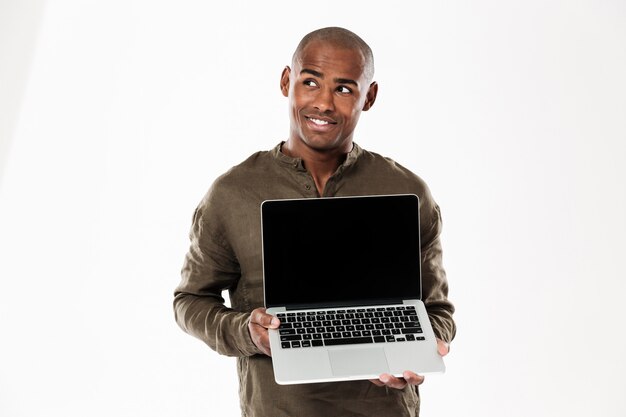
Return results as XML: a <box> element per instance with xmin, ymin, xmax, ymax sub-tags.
<box><xmin>293</xmin><ymin>41</ymin><xmax>367</xmax><ymax>78</ymax></box>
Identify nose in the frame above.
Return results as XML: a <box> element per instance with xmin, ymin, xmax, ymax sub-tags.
<box><xmin>314</xmin><ymin>87</ymin><xmax>335</xmax><ymax>113</ymax></box>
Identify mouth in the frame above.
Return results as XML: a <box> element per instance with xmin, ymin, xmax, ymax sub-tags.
<box><xmin>304</xmin><ymin>116</ymin><xmax>337</xmax><ymax>131</ymax></box>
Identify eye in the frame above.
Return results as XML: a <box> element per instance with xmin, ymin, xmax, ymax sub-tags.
<box><xmin>303</xmin><ymin>79</ymin><xmax>318</xmax><ymax>87</ymax></box>
<box><xmin>337</xmin><ymin>86</ymin><xmax>352</xmax><ymax>94</ymax></box>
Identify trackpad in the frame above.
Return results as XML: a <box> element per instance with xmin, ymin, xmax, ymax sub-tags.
<box><xmin>329</xmin><ymin>348</ymin><xmax>389</xmax><ymax>377</ymax></box>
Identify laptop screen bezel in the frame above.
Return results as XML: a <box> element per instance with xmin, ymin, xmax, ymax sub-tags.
<box><xmin>261</xmin><ymin>194</ymin><xmax>423</xmax><ymax>310</ymax></box>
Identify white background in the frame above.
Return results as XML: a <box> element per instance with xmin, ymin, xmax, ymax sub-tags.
<box><xmin>1</xmin><ymin>1</ymin><xmax>625</xmax><ymax>416</ymax></box>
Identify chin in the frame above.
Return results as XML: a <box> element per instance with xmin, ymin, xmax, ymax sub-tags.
<box><xmin>301</xmin><ymin>135</ymin><xmax>347</xmax><ymax>152</ymax></box>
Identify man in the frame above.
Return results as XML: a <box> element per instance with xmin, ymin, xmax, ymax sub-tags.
<box><xmin>174</xmin><ymin>27</ymin><xmax>455</xmax><ymax>417</ymax></box>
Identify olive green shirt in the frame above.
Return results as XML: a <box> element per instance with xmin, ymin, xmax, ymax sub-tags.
<box><xmin>174</xmin><ymin>142</ymin><xmax>456</xmax><ymax>417</ymax></box>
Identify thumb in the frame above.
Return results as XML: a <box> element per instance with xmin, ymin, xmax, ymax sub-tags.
<box><xmin>251</xmin><ymin>308</ymin><xmax>280</xmax><ymax>328</ymax></box>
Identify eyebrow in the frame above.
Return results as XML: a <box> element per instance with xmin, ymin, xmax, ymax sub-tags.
<box><xmin>300</xmin><ymin>68</ymin><xmax>359</xmax><ymax>87</ymax></box>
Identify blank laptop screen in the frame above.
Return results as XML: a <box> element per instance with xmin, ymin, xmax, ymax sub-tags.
<box><xmin>262</xmin><ymin>194</ymin><xmax>422</xmax><ymax>309</ymax></box>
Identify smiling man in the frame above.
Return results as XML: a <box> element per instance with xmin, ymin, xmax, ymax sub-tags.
<box><xmin>174</xmin><ymin>27</ymin><xmax>455</xmax><ymax>417</ymax></box>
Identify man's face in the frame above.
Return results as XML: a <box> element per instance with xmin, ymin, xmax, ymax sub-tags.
<box><xmin>281</xmin><ymin>41</ymin><xmax>377</xmax><ymax>154</ymax></box>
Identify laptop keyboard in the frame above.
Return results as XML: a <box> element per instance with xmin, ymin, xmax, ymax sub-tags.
<box><xmin>275</xmin><ymin>305</ymin><xmax>425</xmax><ymax>349</ymax></box>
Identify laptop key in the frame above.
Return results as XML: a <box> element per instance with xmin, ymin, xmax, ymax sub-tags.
<box><xmin>401</xmin><ymin>328</ymin><xmax>422</xmax><ymax>334</ymax></box>
<box><xmin>281</xmin><ymin>335</ymin><xmax>302</xmax><ymax>341</ymax></box>
<box><xmin>302</xmin><ymin>341</ymin><xmax>311</xmax><ymax>347</ymax></box>
<box><xmin>279</xmin><ymin>329</ymin><xmax>296</xmax><ymax>335</ymax></box>
<box><xmin>374</xmin><ymin>336</ymin><xmax>385</xmax><ymax>343</ymax></box>
<box><xmin>406</xmin><ymin>334</ymin><xmax>415</xmax><ymax>341</ymax></box>
<box><xmin>324</xmin><ymin>337</ymin><xmax>373</xmax><ymax>346</ymax></box>
<box><xmin>312</xmin><ymin>340</ymin><xmax>324</xmax><ymax>347</ymax></box>
<box><xmin>282</xmin><ymin>342</ymin><xmax>291</xmax><ymax>348</ymax></box>
<box><xmin>386</xmin><ymin>336</ymin><xmax>395</xmax><ymax>342</ymax></box>
<box><xmin>291</xmin><ymin>341</ymin><xmax>301</xmax><ymax>348</ymax></box>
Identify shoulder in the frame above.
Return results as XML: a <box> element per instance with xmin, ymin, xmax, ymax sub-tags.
<box><xmin>215</xmin><ymin>149</ymin><xmax>274</xmax><ymax>186</ymax></box>
<box><xmin>195</xmin><ymin>149</ymin><xmax>273</xmax><ymax>214</ymax></box>
<box><xmin>356</xmin><ymin>146</ymin><xmax>432</xmax><ymax>195</ymax></box>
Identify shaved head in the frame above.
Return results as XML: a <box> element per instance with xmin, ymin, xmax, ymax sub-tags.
<box><xmin>292</xmin><ymin>27</ymin><xmax>375</xmax><ymax>82</ymax></box>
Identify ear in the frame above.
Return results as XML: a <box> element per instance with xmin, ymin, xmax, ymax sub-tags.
<box><xmin>280</xmin><ymin>66</ymin><xmax>291</xmax><ymax>97</ymax></box>
<box><xmin>362</xmin><ymin>81</ymin><xmax>378</xmax><ymax>111</ymax></box>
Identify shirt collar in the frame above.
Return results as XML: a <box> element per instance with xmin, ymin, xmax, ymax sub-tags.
<box><xmin>272</xmin><ymin>141</ymin><xmax>362</xmax><ymax>172</ymax></box>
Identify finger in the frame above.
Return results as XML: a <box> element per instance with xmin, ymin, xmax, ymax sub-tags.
<box><xmin>369</xmin><ymin>378</ymin><xmax>385</xmax><ymax>387</ymax></box>
<box><xmin>436</xmin><ymin>338</ymin><xmax>450</xmax><ymax>357</ymax></box>
<box><xmin>378</xmin><ymin>373</ymin><xmax>408</xmax><ymax>390</ymax></box>
<box><xmin>250</xmin><ymin>308</ymin><xmax>280</xmax><ymax>329</ymax></box>
<box><xmin>402</xmin><ymin>371</ymin><xmax>425</xmax><ymax>386</ymax></box>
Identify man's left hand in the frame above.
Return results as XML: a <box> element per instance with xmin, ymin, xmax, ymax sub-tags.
<box><xmin>369</xmin><ymin>338</ymin><xmax>449</xmax><ymax>389</ymax></box>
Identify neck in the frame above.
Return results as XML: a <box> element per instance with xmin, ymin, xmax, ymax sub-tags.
<box><xmin>282</xmin><ymin>139</ymin><xmax>352</xmax><ymax>195</ymax></box>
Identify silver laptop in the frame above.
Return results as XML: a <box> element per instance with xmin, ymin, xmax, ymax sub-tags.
<box><xmin>261</xmin><ymin>194</ymin><xmax>445</xmax><ymax>385</ymax></box>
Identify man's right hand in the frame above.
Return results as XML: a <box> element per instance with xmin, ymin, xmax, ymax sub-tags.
<box><xmin>248</xmin><ymin>307</ymin><xmax>280</xmax><ymax>356</ymax></box>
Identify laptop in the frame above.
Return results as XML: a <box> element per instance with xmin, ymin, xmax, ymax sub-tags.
<box><xmin>261</xmin><ymin>194</ymin><xmax>445</xmax><ymax>385</ymax></box>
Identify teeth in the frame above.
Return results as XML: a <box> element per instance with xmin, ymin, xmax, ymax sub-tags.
<box><xmin>309</xmin><ymin>118</ymin><xmax>329</xmax><ymax>125</ymax></box>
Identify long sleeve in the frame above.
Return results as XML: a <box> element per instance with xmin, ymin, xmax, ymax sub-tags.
<box><xmin>419</xmin><ymin>198</ymin><xmax>456</xmax><ymax>344</ymax></box>
<box><xmin>173</xmin><ymin>189</ymin><xmax>261</xmax><ymax>357</ymax></box>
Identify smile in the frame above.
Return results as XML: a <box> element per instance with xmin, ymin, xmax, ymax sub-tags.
<box><xmin>311</xmin><ymin>118</ymin><xmax>332</xmax><ymax>126</ymax></box>
<box><xmin>304</xmin><ymin>116</ymin><xmax>337</xmax><ymax>132</ymax></box>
